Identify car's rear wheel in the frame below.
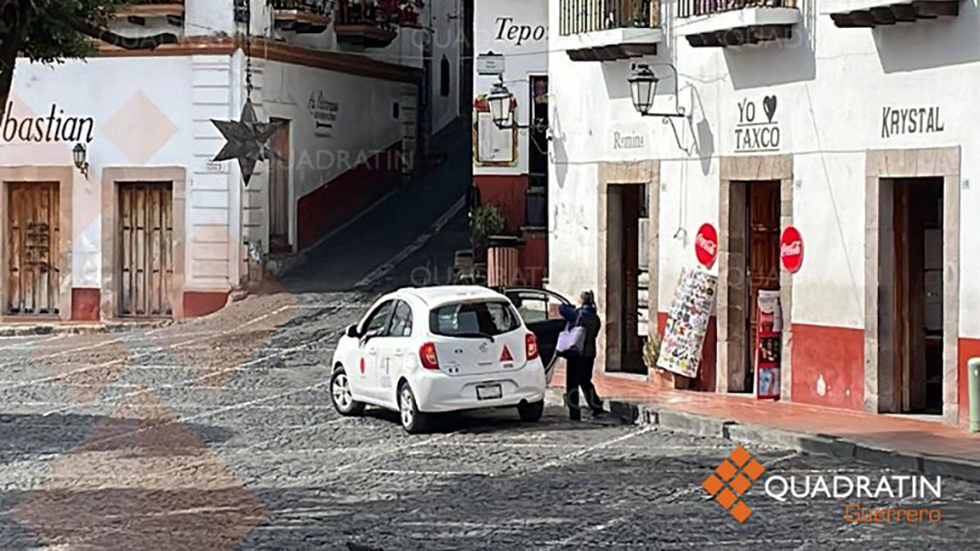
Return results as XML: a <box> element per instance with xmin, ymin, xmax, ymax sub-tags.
<box><xmin>398</xmin><ymin>383</ymin><xmax>430</xmax><ymax>434</ymax></box>
<box><xmin>518</xmin><ymin>400</ymin><xmax>544</xmax><ymax>422</ymax></box>
<box><xmin>331</xmin><ymin>366</ymin><xmax>365</xmax><ymax>416</ymax></box>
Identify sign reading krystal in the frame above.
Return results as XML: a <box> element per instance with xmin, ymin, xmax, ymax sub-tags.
<box><xmin>780</xmin><ymin>226</ymin><xmax>804</xmax><ymax>273</ymax></box>
<box><xmin>695</xmin><ymin>223</ymin><xmax>718</xmax><ymax>269</ymax></box>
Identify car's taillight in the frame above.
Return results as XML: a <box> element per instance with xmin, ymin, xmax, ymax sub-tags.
<box><xmin>420</xmin><ymin>342</ymin><xmax>440</xmax><ymax>370</ymax></box>
<box><xmin>526</xmin><ymin>333</ymin><xmax>539</xmax><ymax>361</ymax></box>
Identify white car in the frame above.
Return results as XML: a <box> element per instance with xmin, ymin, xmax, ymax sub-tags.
<box><xmin>330</xmin><ymin>286</ymin><xmax>548</xmax><ymax>433</ymax></box>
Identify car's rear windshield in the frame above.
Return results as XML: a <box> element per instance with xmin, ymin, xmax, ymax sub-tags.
<box><xmin>429</xmin><ymin>300</ymin><xmax>521</xmax><ymax>337</ymax></box>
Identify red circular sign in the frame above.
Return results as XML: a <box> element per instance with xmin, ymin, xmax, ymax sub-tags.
<box><xmin>695</xmin><ymin>224</ymin><xmax>719</xmax><ymax>268</ymax></box>
<box><xmin>780</xmin><ymin>226</ymin><xmax>804</xmax><ymax>273</ymax></box>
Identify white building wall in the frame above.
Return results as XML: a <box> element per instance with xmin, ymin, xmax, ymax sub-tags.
<box><xmin>429</xmin><ymin>0</ymin><xmax>464</xmax><ymax>134</ymax></box>
<box><xmin>1</xmin><ymin>57</ymin><xmax>202</xmax><ymax>288</ymax></box>
<box><xmin>549</xmin><ymin>4</ymin><xmax>980</xmax><ymax>340</ymax></box>
<box><xmin>474</xmin><ymin>0</ymin><xmax>549</xmax><ymax>178</ymax></box>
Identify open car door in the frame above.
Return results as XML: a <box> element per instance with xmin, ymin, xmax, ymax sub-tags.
<box><xmin>502</xmin><ymin>288</ymin><xmax>572</xmax><ymax>384</ymax></box>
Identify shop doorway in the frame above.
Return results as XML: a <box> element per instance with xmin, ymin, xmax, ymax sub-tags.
<box><xmin>887</xmin><ymin>178</ymin><xmax>944</xmax><ymax>414</ymax></box>
<box><xmin>117</xmin><ymin>182</ymin><xmax>174</xmax><ymax>318</ymax></box>
<box><xmin>608</xmin><ymin>184</ymin><xmax>645</xmax><ymax>374</ymax></box>
<box><xmin>745</xmin><ymin>181</ymin><xmax>782</xmax><ymax>391</ymax></box>
<box><xmin>5</xmin><ymin>182</ymin><xmax>60</xmax><ymax>316</ymax></box>
<box><xmin>527</xmin><ymin>76</ymin><xmax>549</xmax><ymax>228</ymax></box>
<box><xmin>726</xmin><ymin>180</ymin><xmax>781</xmax><ymax>392</ymax></box>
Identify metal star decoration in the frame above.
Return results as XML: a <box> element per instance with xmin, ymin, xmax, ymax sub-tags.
<box><xmin>211</xmin><ymin>99</ymin><xmax>285</xmax><ymax>186</ymax></box>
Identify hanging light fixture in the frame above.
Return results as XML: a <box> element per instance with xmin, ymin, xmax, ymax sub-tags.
<box><xmin>628</xmin><ymin>64</ymin><xmax>659</xmax><ymax>116</ymax></box>
<box><xmin>487</xmin><ymin>78</ymin><xmax>514</xmax><ymax>129</ymax></box>
<box><xmin>73</xmin><ymin>143</ymin><xmax>89</xmax><ymax>178</ymax></box>
<box><xmin>626</xmin><ymin>64</ymin><xmax>693</xmax><ymax>155</ymax></box>
<box><xmin>486</xmin><ymin>76</ymin><xmax>549</xmax><ymax>133</ymax></box>
<box><xmin>628</xmin><ymin>63</ymin><xmax>686</xmax><ymax>119</ymax></box>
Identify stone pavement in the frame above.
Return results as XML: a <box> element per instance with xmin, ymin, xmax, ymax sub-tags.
<box><xmin>552</xmin><ymin>368</ymin><xmax>980</xmax><ymax>484</ymax></box>
<box><xmin>1</xmin><ymin>291</ymin><xmax>980</xmax><ymax>550</ymax></box>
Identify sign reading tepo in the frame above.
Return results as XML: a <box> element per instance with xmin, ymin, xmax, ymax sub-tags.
<box><xmin>735</xmin><ymin>96</ymin><xmax>780</xmax><ymax>154</ymax></box>
<box><xmin>495</xmin><ymin>17</ymin><xmax>547</xmax><ymax>46</ymax></box>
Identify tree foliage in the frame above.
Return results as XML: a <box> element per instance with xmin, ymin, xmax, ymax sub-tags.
<box><xmin>17</xmin><ymin>0</ymin><xmax>133</xmax><ymax>63</ymax></box>
<box><xmin>0</xmin><ymin>0</ymin><xmax>176</xmax><ymax>119</ymax></box>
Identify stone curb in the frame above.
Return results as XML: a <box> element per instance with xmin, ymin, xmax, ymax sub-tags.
<box><xmin>608</xmin><ymin>399</ymin><xmax>980</xmax><ymax>484</ymax></box>
<box><xmin>0</xmin><ymin>320</ymin><xmax>172</xmax><ymax>337</ymax></box>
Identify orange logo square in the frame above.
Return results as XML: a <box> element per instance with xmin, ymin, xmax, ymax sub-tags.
<box><xmin>702</xmin><ymin>446</ymin><xmax>766</xmax><ymax>523</ymax></box>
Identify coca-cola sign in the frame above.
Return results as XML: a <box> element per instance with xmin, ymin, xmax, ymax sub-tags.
<box><xmin>780</xmin><ymin>226</ymin><xmax>804</xmax><ymax>273</ymax></box>
<box><xmin>695</xmin><ymin>223</ymin><xmax>718</xmax><ymax>269</ymax></box>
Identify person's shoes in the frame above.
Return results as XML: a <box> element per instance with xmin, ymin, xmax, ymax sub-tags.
<box><xmin>585</xmin><ymin>389</ymin><xmax>604</xmax><ymax>413</ymax></box>
<box><xmin>569</xmin><ymin>410</ymin><xmax>582</xmax><ymax>421</ymax></box>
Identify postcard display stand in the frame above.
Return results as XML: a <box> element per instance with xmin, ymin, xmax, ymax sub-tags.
<box><xmin>754</xmin><ymin>290</ymin><xmax>783</xmax><ymax>400</ymax></box>
<box><xmin>657</xmin><ymin>269</ymin><xmax>718</xmax><ymax>380</ymax></box>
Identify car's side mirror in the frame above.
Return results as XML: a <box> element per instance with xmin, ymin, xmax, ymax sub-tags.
<box><xmin>346</xmin><ymin>325</ymin><xmax>360</xmax><ymax>339</ymax></box>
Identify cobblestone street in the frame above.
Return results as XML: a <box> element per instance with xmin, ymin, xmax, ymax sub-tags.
<box><xmin>1</xmin><ymin>288</ymin><xmax>979</xmax><ymax>550</ymax></box>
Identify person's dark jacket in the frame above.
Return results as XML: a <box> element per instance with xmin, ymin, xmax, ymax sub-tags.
<box><xmin>559</xmin><ymin>304</ymin><xmax>602</xmax><ymax>359</ymax></box>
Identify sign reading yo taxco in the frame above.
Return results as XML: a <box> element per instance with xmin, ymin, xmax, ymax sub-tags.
<box><xmin>735</xmin><ymin>95</ymin><xmax>781</xmax><ymax>154</ymax></box>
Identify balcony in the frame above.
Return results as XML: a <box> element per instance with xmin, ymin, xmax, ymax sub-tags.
<box><xmin>272</xmin><ymin>0</ymin><xmax>334</xmax><ymax>34</ymax></box>
<box><xmin>115</xmin><ymin>0</ymin><xmax>184</xmax><ymax>25</ymax></box>
<box><xmin>335</xmin><ymin>0</ymin><xmax>399</xmax><ymax>48</ymax></box>
<box><xmin>676</xmin><ymin>0</ymin><xmax>801</xmax><ymax>47</ymax></box>
<box><xmin>825</xmin><ymin>0</ymin><xmax>960</xmax><ymax>28</ymax></box>
<box><xmin>558</xmin><ymin>0</ymin><xmax>664</xmax><ymax>62</ymax></box>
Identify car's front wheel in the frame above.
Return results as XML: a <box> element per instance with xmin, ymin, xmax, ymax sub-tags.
<box><xmin>398</xmin><ymin>383</ymin><xmax>430</xmax><ymax>434</ymax></box>
<box><xmin>331</xmin><ymin>366</ymin><xmax>365</xmax><ymax>416</ymax></box>
<box><xmin>518</xmin><ymin>400</ymin><xmax>545</xmax><ymax>422</ymax></box>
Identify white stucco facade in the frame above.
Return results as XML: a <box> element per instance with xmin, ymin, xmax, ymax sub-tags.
<box><xmin>473</xmin><ymin>0</ymin><xmax>549</xmax><ymax>178</ymax></box>
<box><xmin>0</xmin><ymin>0</ymin><xmax>459</xmax><ymax>320</ymax></box>
<box><xmin>548</xmin><ymin>1</ymin><xmax>979</xmax><ymax>424</ymax></box>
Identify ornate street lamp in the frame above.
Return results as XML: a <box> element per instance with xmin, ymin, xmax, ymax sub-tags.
<box><xmin>628</xmin><ymin>64</ymin><xmax>658</xmax><ymax>116</ymax></box>
<box><xmin>487</xmin><ymin>78</ymin><xmax>514</xmax><ymax>129</ymax></box>
<box><xmin>628</xmin><ymin>64</ymin><xmax>685</xmax><ymax>119</ymax></box>
<box><xmin>628</xmin><ymin>64</ymin><xmax>693</xmax><ymax>155</ymax></box>
<box><xmin>486</xmin><ymin>77</ymin><xmax>548</xmax><ymax>133</ymax></box>
<box><xmin>73</xmin><ymin>143</ymin><xmax>90</xmax><ymax>178</ymax></box>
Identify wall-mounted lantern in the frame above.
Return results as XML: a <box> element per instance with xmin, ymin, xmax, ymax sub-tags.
<box><xmin>628</xmin><ymin>64</ymin><xmax>686</xmax><ymax>119</ymax></box>
<box><xmin>628</xmin><ymin>64</ymin><xmax>694</xmax><ymax>155</ymax></box>
<box><xmin>73</xmin><ymin>143</ymin><xmax>90</xmax><ymax>178</ymax></box>
<box><xmin>487</xmin><ymin>77</ymin><xmax>549</xmax><ymax>133</ymax></box>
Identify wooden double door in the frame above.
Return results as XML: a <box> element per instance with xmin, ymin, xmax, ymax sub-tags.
<box><xmin>6</xmin><ymin>183</ymin><xmax>60</xmax><ymax>316</ymax></box>
<box><xmin>118</xmin><ymin>182</ymin><xmax>174</xmax><ymax>318</ymax></box>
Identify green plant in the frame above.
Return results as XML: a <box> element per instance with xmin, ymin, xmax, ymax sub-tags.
<box><xmin>642</xmin><ymin>334</ymin><xmax>663</xmax><ymax>370</ymax></box>
<box><xmin>0</xmin><ymin>0</ymin><xmax>178</xmax><ymax>124</ymax></box>
<box><xmin>471</xmin><ymin>204</ymin><xmax>506</xmax><ymax>249</ymax></box>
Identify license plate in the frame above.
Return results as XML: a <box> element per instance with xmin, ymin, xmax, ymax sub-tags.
<box><xmin>476</xmin><ymin>384</ymin><xmax>503</xmax><ymax>400</ymax></box>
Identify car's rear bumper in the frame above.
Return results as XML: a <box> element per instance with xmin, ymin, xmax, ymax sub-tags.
<box><xmin>412</xmin><ymin>362</ymin><xmax>547</xmax><ymax>413</ymax></box>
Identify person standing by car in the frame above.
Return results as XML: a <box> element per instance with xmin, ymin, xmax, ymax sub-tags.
<box><xmin>559</xmin><ymin>291</ymin><xmax>603</xmax><ymax>421</ymax></box>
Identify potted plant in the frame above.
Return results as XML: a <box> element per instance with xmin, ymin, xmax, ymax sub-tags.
<box><xmin>471</xmin><ymin>204</ymin><xmax>505</xmax><ymax>251</ymax></box>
